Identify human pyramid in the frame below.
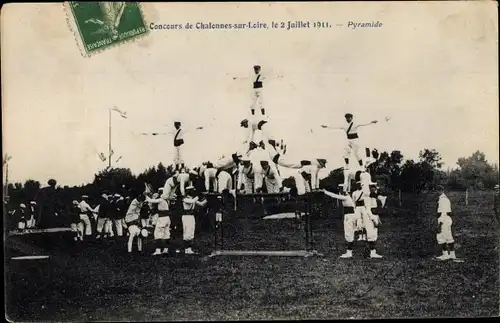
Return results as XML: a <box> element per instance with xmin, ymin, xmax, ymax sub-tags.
<box><xmin>140</xmin><ymin>64</ymin><xmax>390</xmax><ymax>258</ymax></box>
<box><xmin>56</xmin><ymin>65</ymin><xmax>389</xmax><ymax>257</ymax></box>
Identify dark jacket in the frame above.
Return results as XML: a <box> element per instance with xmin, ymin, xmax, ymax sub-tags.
<box><xmin>97</xmin><ymin>197</ymin><xmax>110</xmax><ymax>219</ymax></box>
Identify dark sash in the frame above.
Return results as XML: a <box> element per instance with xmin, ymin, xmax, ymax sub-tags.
<box><xmin>355</xmin><ymin>192</ymin><xmax>365</xmax><ymax>207</ymax></box>
<box><xmin>272</xmin><ymin>153</ymin><xmax>280</xmax><ymax>164</ymax></box>
<box><xmin>346</xmin><ymin>122</ymin><xmax>358</xmax><ymax>139</ymax></box>
<box><xmin>173</xmin><ymin>128</ymin><xmax>184</xmax><ymax>147</ymax></box>
<box><xmin>253</xmin><ymin>74</ymin><xmax>263</xmax><ymax>88</ymax></box>
<box><xmin>245</xmin><ymin>165</ymin><xmax>254</xmax><ymax>179</ymax></box>
<box><xmin>344</xmin><ymin>206</ymin><xmax>355</xmax><ymax>214</ymax></box>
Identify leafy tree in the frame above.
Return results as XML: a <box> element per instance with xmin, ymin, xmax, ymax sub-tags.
<box><xmin>456</xmin><ymin>151</ymin><xmax>499</xmax><ymax>189</ymax></box>
<box><xmin>370</xmin><ymin>150</ymin><xmax>404</xmax><ymax>189</ymax></box>
<box><xmin>419</xmin><ymin>149</ymin><xmax>443</xmax><ymax>169</ymax></box>
<box><xmin>319</xmin><ymin>168</ymin><xmax>344</xmax><ymax>191</ymax></box>
<box><xmin>23</xmin><ymin>179</ymin><xmax>41</xmax><ymax>201</ymax></box>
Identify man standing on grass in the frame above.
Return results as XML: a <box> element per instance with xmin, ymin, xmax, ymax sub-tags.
<box><xmin>435</xmin><ymin>185</ymin><xmax>457</xmax><ymax>261</ymax></box>
<box><xmin>96</xmin><ymin>193</ymin><xmax>111</xmax><ymax>239</ymax></box>
<box><xmin>181</xmin><ymin>186</ymin><xmax>208</xmax><ymax>254</ymax></box>
<box><xmin>35</xmin><ymin>179</ymin><xmax>59</xmax><ymax>229</ymax></box>
<box><xmin>352</xmin><ymin>183</ymin><xmax>383</xmax><ymax>259</ymax></box>
<box><xmin>323</xmin><ymin>188</ymin><xmax>358</xmax><ymax>258</ymax></box>
<box><xmin>78</xmin><ymin>195</ymin><xmax>94</xmax><ymax>238</ymax></box>
<box><xmin>146</xmin><ymin>193</ymin><xmax>171</xmax><ymax>256</ymax></box>
<box><xmin>124</xmin><ymin>193</ymin><xmax>146</xmax><ymax>253</ymax></box>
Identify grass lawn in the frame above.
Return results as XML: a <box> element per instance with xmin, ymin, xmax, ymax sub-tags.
<box><xmin>4</xmin><ymin>191</ymin><xmax>499</xmax><ymax>320</ymax></box>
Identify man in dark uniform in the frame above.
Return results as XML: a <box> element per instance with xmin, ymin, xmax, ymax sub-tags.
<box><xmin>96</xmin><ymin>192</ymin><xmax>111</xmax><ymax>239</ymax></box>
<box><xmin>35</xmin><ymin>179</ymin><xmax>59</xmax><ymax>229</ymax></box>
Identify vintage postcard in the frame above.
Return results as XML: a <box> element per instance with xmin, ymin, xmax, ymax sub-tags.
<box><xmin>2</xmin><ymin>1</ymin><xmax>499</xmax><ymax>321</ymax></box>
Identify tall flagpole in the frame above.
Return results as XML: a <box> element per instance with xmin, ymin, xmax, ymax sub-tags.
<box><xmin>5</xmin><ymin>163</ymin><xmax>9</xmax><ymax>200</ymax></box>
<box><xmin>3</xmin><ymin>155</ymin><xmax>11</xmax><ymax>202</ymax></box>
<box><xmin>108</xmin><ymin>108</ymin><xmax>112</xmax><ymax>169</ymax></box>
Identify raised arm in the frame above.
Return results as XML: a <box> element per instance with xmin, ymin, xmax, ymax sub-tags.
<box><xmin>320</xmin><ymin>124</ymin><xmax>344</xmax><ymax>130</ymax></box>
<box><xmin>356</xmin><ymin>120</ymin><xmax>379</xmax><ymax>128</ymax></box>
<box><xmin>323</xmin><ymin>190</ymin><xmax>348</xmax><ymax>201</ymax></box>
<box><xmin>145</xmin><ymin>197</ymin><xmax>164</xmax><ymax>204</ymax></box>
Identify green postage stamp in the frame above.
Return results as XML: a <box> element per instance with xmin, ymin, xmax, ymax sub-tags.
<box><xmin>65</xmin><ymin>2</ymin><xmax>149</xmax><ymax>56</ymax></box>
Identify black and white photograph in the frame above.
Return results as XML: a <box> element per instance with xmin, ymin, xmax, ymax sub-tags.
<box><xmin>2</xmin><ymin>2</ymin><xmax>499</xmax><ymax>321</ymax></box>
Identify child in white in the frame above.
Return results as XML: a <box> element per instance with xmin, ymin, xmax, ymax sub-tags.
<box><xmin>181</xmin><ymin>186</ymin><xmax>208</xmax><ymax>254</ymax></box>
<box><xmin>436</xmin><ymin>186</ymin><xmax>456</xmax><ymax>260</ymax></box>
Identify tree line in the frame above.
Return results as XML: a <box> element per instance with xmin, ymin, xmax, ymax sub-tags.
<box><xmin>5</xmin><ymin>149</ymin><xmax>499</xmax><ymax>208</ymax></box>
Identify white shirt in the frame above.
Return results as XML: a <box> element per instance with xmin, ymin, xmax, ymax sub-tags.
<box><xmin>172</xmin><ymin>127</ymin><xmax>185</xmax><ymax>140</ymax></box>
<box><xmin>344</xmin><ymin>122</ymin><xmax>359</xmax><ymax>135</ymax></box>
<box><xmin>161</xmin><ymin>177</ymin><xmax>178</xmax><ymax>201</ymax></box>
<box><xmin>125</xmin><ymin>198</ymin><xmax>143</xmax><ymax>223</ymax></box>
<box><xmin>238</xmin><ymin>164</ymin><xmax>255</xmax><ymax>189</ymax></box>
<box><xmin>78</xmin><ymin>200</ymin><xmax>93</xmax><ymax>213</ymax></box>
<box><xmin>352</xmin><ymin>190</ymin><xmax>369</xmax><ymax>207</ymax></box>
<box><xmin>437</xmin><ymin>193</ymin><xmax>452</xmax><ymax>214</ymax></box>
<box><xmin>146</xmin><ymin>197</ymin><xmax>169</xmax><ymax>211</ymax></box>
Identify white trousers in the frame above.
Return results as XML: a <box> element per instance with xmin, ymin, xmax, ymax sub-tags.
<box><xmin>356</xmin><ymin>206</ymin><xmax>378</xmax><ymax>242</ymax></box>
<box><xmin>97</xmin><ymin>218</ymin><xmax>111</xmax><ymax>233</ymax></box>
<box><xmin>344</xmin><ymin>138</ymin><xmax>362</xmax><ymax>161</ymax></box>
<box><xmin>79</xmin><ymin>214</ymin><xmax>92</xmax><ymax>235</ymax></box>
<box><xmin>252</xmin><ymin>88</ymin><xmax>263</xmax><ymax>111</ymax></box>
<box><xmin>26</xmin><ymin>217</ymin><xmax>36</xmax><ymax>228</ymax></box>
<box><xmin>174</xmin><ymin>145</ymin><xmax>184</xmax><ymax>165</ymax></box>
<box><xmin>344</xmin><ymin>213</ymin><xmax>357</xmax><ymax>242</ymax></box>
<box><xmin>182</xmin><ymin>215</ymin><xmax>195</xmax><ymax>241</ymax></box>
<box><xmin>154</xmin><ymin>216</ymin><xmax>171</xmax><ymax>240</ymax></box>
<box><xmin>71</xmin><ymin>222</ymin><xmax>85</xmax><ymax>237</ymax></box>
<box><xmin>127</xmin><ymin>224</ymin><xmax>142</xmax><ymax>252</ymax></box>
<box><xmin>113</xmin><ymin>219</ymin><xmax>124</xmax><ymax>236</ymax></box>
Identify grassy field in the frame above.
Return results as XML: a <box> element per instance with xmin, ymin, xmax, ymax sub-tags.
<box><xmin>4</xmin><ymin>191</ymin><xmax>499</xmax><ymax>320</ymax></box>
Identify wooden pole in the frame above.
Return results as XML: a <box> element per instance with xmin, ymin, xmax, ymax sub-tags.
<box><xmin>465</xmin><ymin>189</ymin><xmax>468</xmax><ymax>206</ymax></box>
<box><xmin>398</xmin><ymin>189</ymin><xmax>402</xmax><ymax>207</ymax></box>
<box><xmin>108</xmin><ymin>109</ymin><xmax>112</xmax><ymax>169</ymax></box>
<box><xmin>4</xmin><ymin>163</ymin><xmax>9</xmax><ymax>200</ymax></box>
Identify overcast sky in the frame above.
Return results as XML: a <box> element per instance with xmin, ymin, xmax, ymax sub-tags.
<box><xmin>2</xmin><ymin>2</ymin><xmax>498</xmax><ymax>186</ymax></box>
